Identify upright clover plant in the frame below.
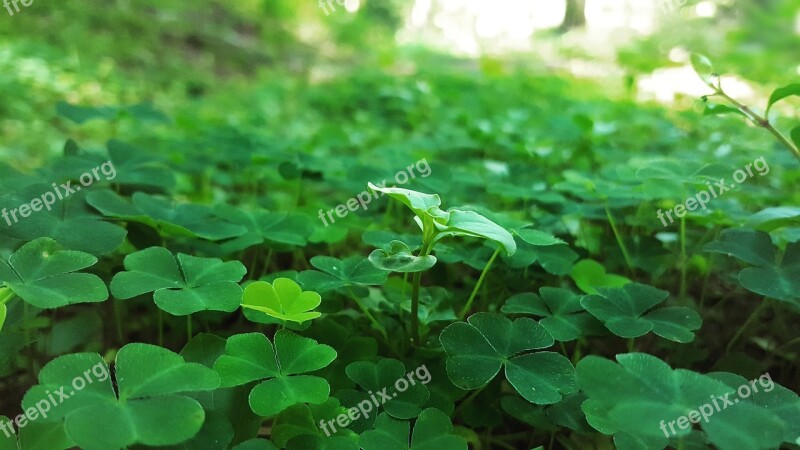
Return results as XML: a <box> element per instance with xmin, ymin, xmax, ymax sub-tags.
<box><xmin>367</xmin><ymin>183</ymin><xmax>516</xmax><ymax>345</ymax></box>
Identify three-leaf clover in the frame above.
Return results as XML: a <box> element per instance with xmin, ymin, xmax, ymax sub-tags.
<box><xmin>580</xmin><ymin>283</ymin><xmax>702</xmax><ymax>343</ymax></box>
<box><xmin>501</xmin><ymin>287</ymin><xmax>605</xmax><ymax>341</ymax></box>
<box><xmin>297</xmin><ymin>256</ymin><xmax>389</xmax><ymax>293</ymax></box>
<box><xmin>87</xmin><ymin>191</ymin><xmax>246</xmax><ymax>241</ymax></box>
<box><xmin>0</xmin><ymin>238</ymin><xmax>108</xmax><ymax>309</ymax></box>
<box><xmin>578</xmin><ymin>353</ymin><xmax>799</xmax><ymax>450</ymax></box>
<box><xmin>705</xmin><ymin>228</ymin><xmax>800</xmax><ymax>307</ymax></box>
<box><xmin>110</xmin><ymin>247</ymin><xmax>247</xmax><ymax>316</ymax></box>
<box><xmin>0</xmin><ymin>188</ymin><xmax>126</xmax><ymax>256</ymax></box>
<box><xmin>212</xmin><ymin>331</ymin><xmax>337</xmax><ymax>417</ymax></box>
<box><xmin>439</xmin><ymin>313</ymin><xmax>576</xmax><ymax>404</ymax></box>
<box><xmin>344</xmin><ymin>359</ymin><xmax>429</xmax><ymax>419</ymax></box>
<box><xmin>21</xmin><ymin>344</ymin><xmax>220</xmax><ymax>450</ymax></box>
<box><xmin>359</xmin><ymin>409</ymin><xmax>467</xmax><ymax>450</ymax></box>
<box><xmin>242</xmin><ymin>278</ymin><xmax>322</xmax><ymax>323</ymax></box>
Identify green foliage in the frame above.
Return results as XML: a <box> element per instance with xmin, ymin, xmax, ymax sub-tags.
<box><xmin>242</xmin><ymin>278</ymin><xmax>322</xmax><ymax>324</ymax></box>
<box><xmin>213</xmin><ymin>331</ymin><xmax>337</xmax><ymax>418</ymax></box>
<box><xmin>21</xmin><ymin>345</ymin><xmax>219</xmax><ymax>450</ymax></box>
<box><xmin>0</xmin><ymin>238</ymin><xmax>107</xmax><ymax>309</ymax></box>
<box><xmin>111</xmin><ymin>247</ymin><xmax>247</xmax><ymax>316</ymax></box>
<box><xmin>581</xmin><ymin>283</ymin><xmax>702</xmax><ymax>343</ymax></box>
<box><xmin>2</xmin><ymin>7</ymin><xmax>799</xmax><ymax>448</ymax></box>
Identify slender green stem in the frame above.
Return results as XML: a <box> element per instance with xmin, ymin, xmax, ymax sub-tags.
<box><xmin>24</xmin><ymin>301</ymin><xmax>35</xmax><ymax>374</ymax></box>
<box><xmin>710</xmin><ymin>88</ymin><xmax>800</xmax><ymax>161</ymax></box>
<box><xmin>726</xmin><ymin>298</ymin><xmax>769</xmax><ymax>354</ymax></box>
<box><xmin>679</xmin><ymin>213</ymin><xmax>687</xmax><ymax>304</ymax></box>
<box><xmin>627</xmin><ymin>338</ymin><xmax>635</xmax><ymax>353</ymax></box>
<box><xmin>487</xmin><ymin>439</ymin><xmax>517</xmax><ymax>450</ymax></box>
<box><xmin>410</xmin><ymin>270</ymin><xmax>423</xmax><ymax>346</ymax></box>
<box><xmin>774</xmin><ymin>335</ymin><xmax>800</xmax><ymax>352</ymax></box>
<box><xmin>158</xmin><ymin>309</ymin><xmax>164</xmax><ymax>347</ymax></box>
<box><xmin>604</xmin><ymin>204</ymin><xmax>634</xmax><ymax>270</ymax></box>
<box><xmin>113</xmin><ymin>300</ymin><xmax>124</xmax><ymax>344</ymax></box>
<box><xmin>348</xmin><ymin>288</ymin><xmax>388</xmax><ymax>340</ymax></box>
<box><xmin>459</xmin><ymin>247</ymin><xmax>501</xmax><ymax>319</ymax></box>
<box><xmin>0</xmin><ymin>287</ymin><xmax>15</xmax><ymax>305</ymax></box>
<box><xmin>453</xmin><ymin>384</ymin><xmax>486</xmax><ymax>418</ymax></box>
<box><xmin>410</xmin><ymin>241</ymin><xmax>434</xmax><ymax>346</ymax></box>
<box><xmin>187</xmin><ymin>314</ymin><xmax>193</xmax><ymax>341</ymax></box>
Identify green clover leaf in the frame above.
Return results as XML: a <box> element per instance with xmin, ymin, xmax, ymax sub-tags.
<box><xmin>212</xmin><ymin>331</ymin><xmax>337</xmax><ymax>417</ymax></box>
<box><xmin>21</xmin><ymin>344</ymin><xmax>219</xmax><ymax>450</ymax></box>
<box><xmin>358</xmin><ymin>409</ymin><xmax>467</xmax><ymax>450</ymax></box>
<box><xmin>580</xmin><ymin>283</ymin><xmax>701</xmax><ymax>343</ymax></box>
<box><xmin>0</xmin><ymin>238</ymin><xmax>108</xmax><ymax>309</ymax></box>
<box><xmin>368</xmin><ymin>241</ymin><xmax>437</xmax><ymax>273</ymax></box>
<box><xmin>502</xmin><ymin>287</ymin><xmax>605</xmax><ymax>342</ymax></box>
<box><xmin>440</xmin><ymin>313</ymin><xmax>576</xmax><ymax>404</ymax></box>
<box><xmin>242</xmin><ymin>278</ymin><xmax>322</xmax><ymax>324</ymax></box>
<box><xmin>110</xmin><ymin>247</ymin><xmax>246</xmax><ymax>316</ymax></box>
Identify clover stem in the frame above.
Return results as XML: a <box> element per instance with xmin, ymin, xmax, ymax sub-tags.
<box><xmin>774</xmin><ymin>335</ymin><xmax>800</xmax><ymax>352</ymax></box>
<box><xmin>410</xmin><ymin>240</ymin><xmax>434</xmax><ymax>346</ymax></box>
<box><xmin>23</xmin><ymin>301</ymin><xmax>35</xmax><ymax>374</ymax></box>
<box><xmin>113</xmin><ymin>300</ymin><xmax>124</xmax><ymax>344</ymax></box>
<box><xmin>157</xmin><ymin>309</ymin><xmax>164</xmax><ymax>347</ymax></box>
<box><xmin>459</xmin><ymin>247</ymin><xmax>501</xmax><ymax>320</ymax></box>
<box><xmin>726</xmin><ymin>298</ymin><xmax>769</xmax><ymax>354</ymax></box>
<box><xmin>0</xmin><ymin>287</ymin><xmax>15</xmax><ymax>305</ymax></box>
<box><xmin>348</xmin><ymin>287</ymin><xmax>387</xmax><ymax>341</ymax></box>
<box><xmin>604</xmin><ymin>204</ymin><xmax>633</xmax><ymax>271</ymax></box>
<box><xmin>187</xmin><ymin>315</ymin><xmax>193</xmax><ymax>341</ymax></box>
<box><xmin>679</xmin><ymin>210</ymin><xmax>687</xmax><ymax>304</ymax></box>
<box><xmin>453</xmin><ymin>384</ymin><xmax>486</xmax><ymax>418</ymax></box>
<box><xmin>627</xmin><ymin>338</ymin><xmax>635</xmax><ymax>353</ymax></box>
<box><xmin>410</xmin><ymin>270</ymin><xmax>423</xmax><ymax>346</ymax></box>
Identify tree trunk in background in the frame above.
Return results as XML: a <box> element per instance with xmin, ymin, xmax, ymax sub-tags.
<box><xmin>559</xmin><ymin>0</ymin><xmax>586</xmax><ymax>32</ymax></box>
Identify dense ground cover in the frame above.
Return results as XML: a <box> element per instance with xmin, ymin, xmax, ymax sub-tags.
<box><xmin>1</xmin><ymin>1</ymin><xmax>799</xmax><ymax>449</ymax></box>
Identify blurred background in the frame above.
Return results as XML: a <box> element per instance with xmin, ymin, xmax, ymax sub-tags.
<box><xmin>0</xmin><ymin>0</ymin><xmax>797</xmax><ymax>168</ymax></box>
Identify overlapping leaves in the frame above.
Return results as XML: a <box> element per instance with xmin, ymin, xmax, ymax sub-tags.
<box><xmin>578</xmin><ymin>353</ymin><xmax>800</xmax><ymax>450</ymax></box>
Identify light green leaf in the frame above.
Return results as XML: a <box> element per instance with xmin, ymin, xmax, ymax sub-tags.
<box><xmin>242</xmin><ymin>278</ymin><xmax>322</xmax><ymax>323</ymax></box>
<box><xmin>690</xmin><ymin>53</ymin><xmax>715</xmax><ymax>86</ymax></box>
<box><xmin>570</xmin><ymin>259</ymin><xmax>631</xmax><ymax>295</ymax></box>
<box><xmin>766</xmin><ymin>83</ymin><xmax>800</xmax><ymax>114</ymax></box>
<box><xmin>433</xmin><ymin>210</ymin><xmax>516</xmax><ymax>256</ymax></box>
